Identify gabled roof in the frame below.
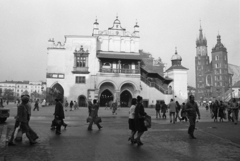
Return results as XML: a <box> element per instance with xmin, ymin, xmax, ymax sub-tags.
<box><xmin>165</xmin><ymin>65</ymin><xmax>188</xmax><ymax>72</ymax></box>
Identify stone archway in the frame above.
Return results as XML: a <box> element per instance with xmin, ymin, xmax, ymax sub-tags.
<box><xmin>49</xmin><ymin>83</ymin><xmax>64</xmax><ymax>103</ymax></box>
<box><xmin>100</xmin><ymin>89</ymin><xmax>114</xmax><ymax>106</ymax></box>
<box><xmin>78</xmin><ymin>95</ymin><xmax>87</xmax><ymax>107</ymax></box>
<box><xmin>99</xmin><ymin>82</ymin><xmax>116</xmax><ymax>106</ymax></box>
<box><xmin>120</xmin><ymin>90</ymin><xmax>132</xmax><ymax>107</ymax></box>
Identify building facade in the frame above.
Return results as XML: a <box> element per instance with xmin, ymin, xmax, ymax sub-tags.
<box><xmin>47</xmin><ymin>17</ymin><xmax>188</xmax><ymax>107</ymax></box>
<box><xmin>0</xmin><ymin>80</ymin><xmax>46</xmax><ymax>99</ymax></box>
<box><xmin>195</xmin><ymin>25</ymin><xmax>232</xmax><ymax>101</ymax></box>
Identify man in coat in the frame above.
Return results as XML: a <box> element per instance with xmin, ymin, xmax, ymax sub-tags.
<box><xmin>185</xmin><ymin>95</ymin><xmax>200</xmax><ymax>139</ymax></box>
<box><xmin>54</xmin><ymin>98</ymin><xmax>65</xmax><ymax>134</ymax></box>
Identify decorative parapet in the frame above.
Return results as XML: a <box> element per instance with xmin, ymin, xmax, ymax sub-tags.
<box><xmin>48</xmin><ymin>38</ymin><xmax>65</xmax><ymax>49</ymax></box>
<box><xmin>97</xmin><ymin>30</ymin><xmax>139</xmax><ymax>37</ymax></box>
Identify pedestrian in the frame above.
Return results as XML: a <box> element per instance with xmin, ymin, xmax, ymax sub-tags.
<box><xmin>7</xmin><ymin>100</ymin><xmax>9</xmax><ymax>105</ymax></box>
<box><xmin>33</xmin><ymin>99</ymin><xmax>39</xmax><ymax>111</ymax></box>
<box><xmin>231</xmin><ymin>98</ymin><xmax>239</xmax><ymax>125</ymax></box>
<box><xmin>161</xmin><ymin>101</ymin><xmax>167</xmax><ymax>119</ymax></box>
<box><xmin>65</xmin><ymin>100</ymin><xmax>68</xmax><ymax>111</ymax></box>
<box><xmin>54</xmin><ymin>97</ymin><xmax>66</xmax><ymax>134</ymax></box>
<box><xmin>70</xmin><ymin>100</ymin><xmax>74</xmax><ymax>111</ymax></box>
<box><xmin>112</xmin><ymin>101</ymin><xmax>117</xmax><ymax>115</ymax></box>
<box><xmin>128</xmin><ymin>98</ymin><xmax>137</xmax><ymax>144</ymax></box>
<box><xmin>175</xmin><ymin>101</ymin><xmax>181</xmax><ymax>122</ymax></box>
<box><xmin>185</xmin><ymin>95</ymin><xmax>200</xmax><ymax>139</ymax></box>
<box><xmin>227</xmin><ymin>102</ymin><xmax>233</xmax><ymax>122</ymax></box>
<box><xmin>11</xmin><ymin>94</ymin><xmax>37</xmax><ymax>145</ymax></box>
<box><xmin>105</xmin><ymin>102</ymin><xmax>109</xmax><ymax>110</ymax></box>
<box><xmin>218</xmin><ymin>101</ymin><xmax>225</xmax><ymax>122</ymax></box>
<box><xmin>180</xmin><ymin>103</ymin><xmax>188</xmax><ymax>122</ymax></box>
<box><xmin>74</xmin><ymin>101</ymin><xmax>78</xmax><ymax>110</ymax></box>
<box><xmin>88</xmin><ymin>99</ymin><xmax>102</xmax><ymax>131</ymax></box>
<box><xmin>134</xmin><ymin>96</ymin><xmax>147</xmax><ymax>146</ymax></box>
<box><xmin>88</xmin><ymin>101</ymin><xmax>92</xmax><ymax>116</ymax></box>
<box><xmin>212</xmin><ymin>100</ymin><xmax>219</xmax><ymax>122</ymax></box>
<box><xmin>168</xmin><ymin>99</ymin><xmax>176</xmax><ymax>124</ymax></box>
<box><xmin>155</xmin><ymin>101</ymin><xmax>161</xmax><ymax>119</ymax></box>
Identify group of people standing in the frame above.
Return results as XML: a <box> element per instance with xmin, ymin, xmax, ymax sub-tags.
<box><xmin>64</xmin><ymin>100</ymin><xmax>78</xmax><ymax>111</ymax></box>
<box><xmin>210</xmin><ymin>98</ymin><xmax>239</xmax><ymax>124</ymax></box>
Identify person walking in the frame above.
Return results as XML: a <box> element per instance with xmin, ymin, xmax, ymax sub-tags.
<box><xmin>231</xmin><ymin>98</ymin><xmax>239</xmax><ymax>125</ymax></box>
<box><xmin>128</xmin><ymin>98</ymin><xmax>137</xmax><ymax>144</ymax></box>
<box><xmin>161</xmin><ymin>101</ymin><xmax>167</xmax><ymax>119</ymax></box>
<box><xmin>112</xmin><ymin>101</ymin><xmax>117</xmax><ymax>115</ymax></box>
<box><xmin>155</xmin><ymin>101</ymin><xmax>161</xmax><ymax>119</ymax></box>
<box><xmin>74</xmin><ymin>101</ymin><xmax>78</xmax><ymax>110</ymax></box>
<box><xmin>185</xmin><ymin>95</ymin><xmax>200</xmax><ymax>139</ymax></box>
<box><xmin>227</xmin><ymin>102</ymin><xmax>233</xmax><ymax>122</ymax></box>
<box><xmin>16</xmin><ymin>95</ymin><xmax>37</xmax><ymax>145</ymax></box>
<box><xmin>134</xmin><ymin>96</ymin><xmax>147</xmax><ymax>146</ymax></box>
<box><xmin>88</xmin><ymin>99</ymin><xmax>102</xmax><ymax>131</ymax></box>
<box><xmin>88</xmin><ymin>101</ymin><xmax>92</xmax><ymax>116</ymax></box>
<box><xmin>180</xmin><ymin>103</ymin><xmax>188</xmax><ymax>122</ymax></box>
<box><xmin>33</xmin><ymin>99</ymin><xmax>39</xmax><ymax>111</ymax></box>
<box><xmin>65</xmin><ymin>100</ymin><xmax>68</xmax><ymax>111</ymax></box>
<box><xmin>70</xmin><ymin>100</ymin><xmax>74</xmax><ymax>111</ymax></box>
<box><xmin>212</xmin><ymin>100</ymin><xmax>219</xmax><ymax>122</ymax></box>
<box><xmin>175</xmin><ymin>101</ymin><xmax>181</xmax><ymax>122</ymax></box>
<box><xmin>218</xmin><ymin>101</ymin><xmax>225</xmax><ymax>122</ymax></box>
<box><xmin>54</xmin><ymin>98</ymin><xmax>65</xmax><ymax>134</ymax></box>
<box><xmin>168</xmin><ymin>99</ymin><xmax>176</xmax><ymax>124</ymax></box>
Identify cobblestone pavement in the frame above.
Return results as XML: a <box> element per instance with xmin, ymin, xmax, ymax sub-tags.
<box><xmin>0</xmin><ymin>104</ymin><xmax>240</xmax><ymax>161</ymax></box>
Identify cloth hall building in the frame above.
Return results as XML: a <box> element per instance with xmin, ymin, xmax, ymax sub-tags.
<box><xmin>46</xmin><ymin>17</ymin><xmax>188</xmax><ymax>107</ymax></box>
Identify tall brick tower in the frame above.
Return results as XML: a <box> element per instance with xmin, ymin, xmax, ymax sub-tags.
<box><xmin>211</xmin><ymin>34</ymin><xmax>231</xmax><ymax>98</ymax></box>
<box><xmin>195</xmin><ymin>25</ymin><xmax>210</xmax><ymax>101</ymax></box>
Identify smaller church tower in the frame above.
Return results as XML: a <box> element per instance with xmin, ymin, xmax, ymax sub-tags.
<box><xmin>211</xmin><ymin>34</ymin><xmax>231</xmax><ymax>98</ymax></box>
<box><xmin>133</xmin><ymin>21</ymin><xmax>139</xmax><ymax>37</ymax></box>
<box><xmin>165</xmin><ymin>48</ymin><xmax>188</xmax><ymax>103</ymax></box>
<box><xmin>92</xmin><ymin>18</ymin><xmax>99</xmax><ymax>36</ymax></box>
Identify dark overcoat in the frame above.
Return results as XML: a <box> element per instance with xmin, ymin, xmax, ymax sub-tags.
<box><xmin>54</xmin><ymin>102</ymin><xmax>65</xmax><ymax>119</ymax></box>
<box><xmin>134</xmin><ymin>103</ymin><xmax>147</xmax><ymax>132</ymax></box>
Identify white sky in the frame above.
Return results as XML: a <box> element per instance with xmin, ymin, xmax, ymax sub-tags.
<box><xmin>0</xmin><ymin>0</ymin><xmax>239</xmax><ymax>87</ymax></box>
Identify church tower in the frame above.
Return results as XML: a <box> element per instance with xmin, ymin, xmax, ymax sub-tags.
<box><xmin>195</xmin><ymin>24</ymin><xmax>210</xmax><ymax>101</ymax></box>
<box><xmin>92</xmin><ymin>18</ymin><xmax>99</xmax><ymax>36</ymax></box>
<box><xmin>211</xmin><ymin>34</ymin><xmax>231</xmax><ymax>98</ymax></box>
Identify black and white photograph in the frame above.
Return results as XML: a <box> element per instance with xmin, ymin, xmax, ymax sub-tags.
<box><xmin>0</xmin><ymin>0</ymin><xmax>239</xmax><ymax>160</ymax></box>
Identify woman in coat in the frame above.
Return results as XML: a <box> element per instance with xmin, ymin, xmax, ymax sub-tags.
<box><xmin>134</xmin><ymin>96</ymin><xmax>147</xmax><ymax>146</ymax></box>
<box><xmin>128</xmin><ymin>98</ymin><xmax>137</xmax><ymax>144</ymax></box>
<box><xmin>212</xmin><ymin>100</ymin><xmax>219</xmax><ymax>122</ymax></box>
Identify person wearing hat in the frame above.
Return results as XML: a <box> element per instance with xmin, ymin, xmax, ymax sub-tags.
<box><xmin>9</xmin><ymin>94</ymin><xmax>37</xmax><ymax>145</ymax></box>
<box><xmin>53</xmin><ymin>97</ymin><xmax>65</xmax><ymax>134</ymax></box>
<box><xmin>185</xmin><ymin>95</ymin><xmax>200</xmax><ymax>139</ymax></box>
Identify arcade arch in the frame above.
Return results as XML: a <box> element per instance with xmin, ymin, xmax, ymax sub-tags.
<box><xmin>78</xmin><ymin>95</ymin><xmax>87</xmax><ymax>107</ymax></box>
<box><xmin>99</xmin><ymin>82</ymin><xmax>116</xmax><ymax>106</ymax></box>
<box><xmin>50</xmin><ymin>82</ymin><xmax>64</xmax><ymax>102</ymax></box>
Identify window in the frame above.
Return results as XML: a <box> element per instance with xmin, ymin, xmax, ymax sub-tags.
<box><xmin>198</xmin><ymin>61</ymin><xmax>201</xmax><ymax>65</ymax></box>
<box><xmin>215</xmin><ymin>64</ymin><xmax>219</xmax><ymax>68</ymax></box>
<box><xmin>224</xmin><ymin>56</ymin><xmax>227</xmax><ymax>61</ymax></box>
<box><xmin>216</xmin><ymin>56</ymin><xmax>219</xmax><ymax>60</ymax></box>
<box><xmin>76</xmin><ymin>76</ymin><xmax>86</xmax><ymax>84</ymax></box>
<box><xmin>76</xmin><ymin>56</ymin><xmax>86</xmax><ymax>67</ymax></box>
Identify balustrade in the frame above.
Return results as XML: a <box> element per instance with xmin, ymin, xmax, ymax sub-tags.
<box><xmin>100</xmin><ymin>68</ymin><xmax>140</xmax><ymax>74</ymax></box>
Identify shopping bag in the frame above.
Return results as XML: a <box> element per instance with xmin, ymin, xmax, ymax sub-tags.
<box><xmin>14</xmin><ymin>126</ymin><xmax>23</xmax><ymax>142</ymax></box>
<box><xmin>144</xmin><ymin>115</ymin><xmax>151</xmax><ymax>128</ymax></box>
<box><xmin>86</xmin><ymin>116</ymin><xmax>92</xmax><ymax>123</ymax></box>
<box><xmin>94</xmin><ymin>117</ymin><xmax>102</xmax><ymax>124</ymax></box>
<box><xmin>52</xmin><ymin>118</ymin><xmax>62</xmax><ymax>126</ymax></box>
<box><xmin>211</xmin><ymin>113</ymin><xmax>214</xmax><ymax>119</ymax></box>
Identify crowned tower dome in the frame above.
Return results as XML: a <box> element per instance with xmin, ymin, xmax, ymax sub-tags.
<box><xmin>196</xmin><ymin>23</ymin><xmax>207</xmax><ymax>47</ymax></box>
<box><xmin>171</xmin><ymin>48</ymin><xmax>182</xmax><ymax>61</ymax></box>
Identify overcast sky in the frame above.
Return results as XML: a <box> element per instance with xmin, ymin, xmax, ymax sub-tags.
<box><xmin>0</xmin><ymin>0</ymin><xmax>239</xmax><ymax>87</ymax></box>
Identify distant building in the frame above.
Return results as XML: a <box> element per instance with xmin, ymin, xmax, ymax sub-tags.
<box><xmin>228</xmin><ymin>64</ymin><xmax>240</xmax><ymax>86</ymax></box>
<box><xmin>195</xmin><ymin>25</ymin><xmax>232</xmax><ymax>101</ymax></box>
<box><xmin>0</xmin><ymin>80</ymin><xmax>46</xmax><ymax>98</ymax></box>
<box><xmin>187</xmin><ymin>86</ymin><xmax>196</xmax><ymax>97</ymax></box>
<box><xmin>232</xmin><ymin>81</ymin><xmax>240</xmax><ymax>98</ymax></box>
<box><xmin>46</xmin><ymin>17</ymin><xmax>188</xmax><ymax>107</ymax></box>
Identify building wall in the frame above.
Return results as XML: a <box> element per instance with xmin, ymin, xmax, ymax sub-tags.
<box><xmin>167</xmin><ymin>70</ymin><xmax>188</xmax><ymax>104</ymax></box>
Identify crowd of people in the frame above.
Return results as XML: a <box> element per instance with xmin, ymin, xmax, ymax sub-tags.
<box><xmin>209</xmin><ymin>98</ymin><xmax>239</xmax><ymax>124</ymax></box>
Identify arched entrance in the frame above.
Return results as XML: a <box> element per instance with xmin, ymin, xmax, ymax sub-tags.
<box><xmin>120</xmin><ymin>90</ymin><xmax>132</xmax><ymax>107</ymax></box>
<box><xmin>100</xmin><ymin>89</ymin><xmax>114</xmax><ymax>106</ymax></box>
<box><xmin>78</xmin><ymin>95</ymin><xmax>87</xmax><ymax>107</ymax></box>
<box><xmin>49</xmin><ymin>83</ymin><xmax>64</xmax><ymax>103</ymax></box>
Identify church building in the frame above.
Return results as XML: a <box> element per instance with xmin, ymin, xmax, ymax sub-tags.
<box><xmin>195</xmin><ymin>25</ymin><xmax>232</xmax><ymax>101</ymax></box>
<box><xmin>46</xmin><ymin>17</ymin><xmax>188</xmax><ymax>107</ymax></box>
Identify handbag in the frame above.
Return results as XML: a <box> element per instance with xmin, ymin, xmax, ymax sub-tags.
<box><xmin>144</xmin><ymin>115</ymin><xmax>151</xmax><ymax>128</ymax></box>
<box><xmin>94</xmin><ymin>117</ymin><xmax>102</xmax><ymax>124</ymax></box>
<box><xmin>53</xmin><ymin>118</ymin><xmax>62</xmax><ymax>126</ymax></box>
<box><xmin>86</xmin><ymin>116</ymin><xmax>92</xmax><ymax>123</ymax></box>
<box><xmin>211</xmin><ymin>113</ymin><xmax>214</xmax><ymax>119</ymax></box>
